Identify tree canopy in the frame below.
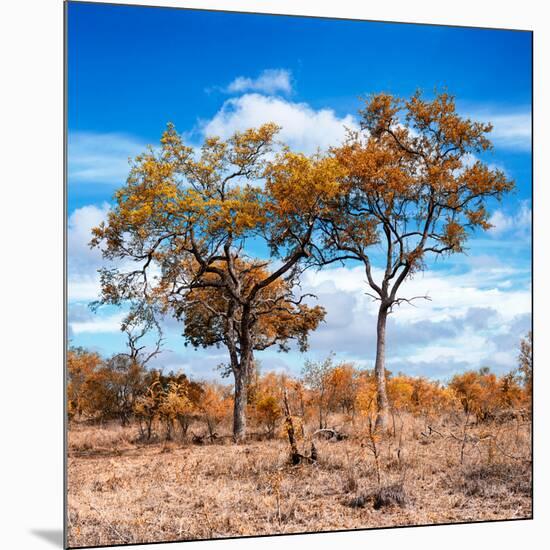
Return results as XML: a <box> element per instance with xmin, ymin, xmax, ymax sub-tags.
<box><xmin>90</xmin><ymin>90</ymin><xmax>515</xmax><ymax>436</ymax></box>
<box><xmin>322</xmin><ymin>91</ymin><xmax>514</xmax><ymax>427</ymax></box>
<box><xmin>91</xmin><ymin>122</ymin><xmax>341</xmax><ymax>439</ymax></box>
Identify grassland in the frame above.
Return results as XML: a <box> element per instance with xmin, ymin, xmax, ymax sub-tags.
<box><xmin>66</xmin><ymin>413</ymin><xmax>531</xmax><ymax>548</ymax></box>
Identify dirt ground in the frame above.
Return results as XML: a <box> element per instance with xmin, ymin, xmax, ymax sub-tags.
<box><xmin>66</xmin><ymin>416</ymin><xmax>532</xmax><ymax>548</ymax></box>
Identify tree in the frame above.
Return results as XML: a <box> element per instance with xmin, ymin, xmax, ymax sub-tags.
<box><xmin>134</xmin><ymin>376</ymin><xmax>163</xmax><ymax>441</ymax></box>
<box><xmin>255</xmin><ymin>394</ymin><xmax>282</xmax><ymax>439</ymax></box>
<box><xmin>180</xmin><ymin>260</ymin><xmax>325</xmax><ymax>439</ymax></box>
<box><xmin>325</xmin><ymin>91</ymin><xmax>514</xmax><ymax>429</ymax></box>
<box><xmin>301</xmin><ymin>354</ymin><xmax>335</xmax><ymax>429</ymax></box>
<box><xmin>251</xmin><ymin>372</ymin><xmax>286</xmax><ymax>438</ymax></box>
<box><xmin>325</xmin><ymin>362</ymin><xmax>358</xmax><ymax>415</ymax></box>
<box><xmin>158</xmin><ymin>380</ymin><xmax>195</xmax><ymax>440</ymax></box>
<box><xmin>90</xmin><ymin>123</ymin><xmax>339</xmax><ymax>441</ymax></box>
<box><xmin>103</xmin><ymin>321</ymin><xmax>162</xmax><ymax>425</ymax></box>
<box><xmin>67</xmin><ymin>347</ymin><xmax>104</xmax><ymax>420</ymax></box>
<box><xmin>449</xmin><ymin>368</ymin><xmax>517</xmax><ymax>422</ymax></box>
<box><xmin>518</xmin><ymin>331</ymin><xmax>532</xmax><ymax>395</ymax></box>
<box><xmin>199</xmin><ymin>384</ymin><xmax>232</xmax><ymax>440</ymax></box>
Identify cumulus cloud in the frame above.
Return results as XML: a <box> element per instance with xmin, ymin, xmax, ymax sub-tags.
<box><xmin>201</xmin><ymin>93</ymin><xmax>357</xmax><ymax>154</ymax></box>
<box><xmin>488</xmin><ymin>112</ymin><xmax>531</xmax><ymax>151</ymax></box>
<box><xmin>67</xmin><ymin>201</ymin><xmax>115</xmax><ymax>305</ymax></box>
<box><xmin>67</xmin><ymin>202</ymin><xmax>112</xmax><ymax>305</ymax></box>
<box><xmin>226</xmin><ymin>69</ymin><xmax>292</xmax><ymax>95</ymax></box>
<box><xmin>466</xmin><ymin>109</ymin><xmax>531</xmax><ymax>152</ymax></box>
<box><xmin>69</xmin><ymin>131</ymin><xmax>146</xmax><ymax>185</ymax></box>
<box><xmin>299</xmin><ymin>262</ymin><xmax>531</xmax><ymax>377</ymax></box>
<box><xmin>68</xmin><ymin>202</ymin><xmax>110</xmax><ymax>272</ymax></box>
<box><xmin>489</xmin><ymin>201</ymin><xmax>531</xmax><ymax>237</ymax></box>
<box><xmin>68</xmin><ymin>274</ymin><xmax>103</xmax><ymax>303</ymax></box>
<box><xmin>384</xmin><ymin>357</ymin><xmax>473</xmax><ymax>381</ymax></box>
<box><xmin>70</xmin><ymin>311</ymin><xmax>127</xmax><ymax>335</ymax></box>
<box><xmin>145</xmin><ymin>349</ymin><xmax>231</xmax><ymax>381</ymax></box>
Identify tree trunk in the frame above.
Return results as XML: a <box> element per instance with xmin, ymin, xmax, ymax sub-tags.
<box><xmin>233</xmin><ymin>307</ymin><xmax>253</xmax><ymax>442</ymax></box>
<box><xmin>233</xmin><ymin>365</ymin><xmax>249</xmax><ymax>442</ymax></box>
<box><xmin>283</xmin><ymin>385</ymin><xmax>301</xmax><ymax>465</ymax></box>
<box><xmin>374</xmin><ymin>304</ymin><xmax>390</xmax><ymax>431</ymax></box>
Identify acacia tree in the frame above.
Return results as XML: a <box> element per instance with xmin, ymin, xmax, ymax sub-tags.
<box><xmin>91</xmin><ymin>123</ymin><xmax>340</xmax><ymax>441</ymax></box>
<box><xmin>324</xmin><ymin>91</ymin><xmax>514</xmax><ymax>429</ymax></box>
<box><xmin>179</xmin><ymin>260</ymin><xmax>325</xmax><ymax>438</ymax></box>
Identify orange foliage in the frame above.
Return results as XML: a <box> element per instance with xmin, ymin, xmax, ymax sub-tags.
<box><xmin>449</xmin><ymin>368</ymin><xmax>524</xmax><ymax>422</ymax></box>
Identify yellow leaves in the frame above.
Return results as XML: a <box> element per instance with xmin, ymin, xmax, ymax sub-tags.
<box><xmin>159</xmin><ymin>122</ymin><xmax>194</xmax><ymax>163</ymax></box>
<box><xmin>200</xmin><ymin>185</ymin><xmax>267</xmax><ymax>236</ymax></box>
<box><xmin>254</xmin><ymin>391</ymin><xmax>283</xmax><ymax>435</ymax></box>
<box><xmin>183</xmin><ymin>258</ymin><xmax>326</xmax><ymax>354</ymax></box>
<box><xmin>134</xmin><ymin>392</ymin><xmax>157</xmax><ymax>418</ymax></box>
<box><xmin>356</xmin><ymin>381</ymin><xmax>377</xmax><ymax>418</ymax></box>
<box><xmin>199</xmin><ymin>385</ymin><xmax>232</xmax><ymax>424</ymax></box>
<box><xmin>359</xmin><ymin>92</ymin><xmax>400</xmax><ymax>136</ymax></box>
<box><xmin>441</xmin><ymin>219</ymin><xmax>467</xmax><ymax>252</ymax></box>
<box><xmin>93</xmin><ymin>121</ymin><xmax>296</xmax><ymax>265</ymax></box>
<box><xmin>387</xmin><ymin>376</ymin><xmax>415</xmax><ymax>410</ymax></box>
<box><xmin>448</xmin><ymin>369</ymin><xmax>523</xmax><ymax>421</ymax></box>
<box><xmin>264</xmin><ymin>151</ymin><xmax>345</xmax><ymax>220</ymax></box>
<box><xmin>67</xmin><ymin>349</ymin><xmax>103</xmax><ymax>384</ymax></box>
<box><xmin>466</xmin><ymin>205</ymin><xmax>491</xmax><ymax>230</ymax></box>
<box><xmin>459</xmin><ymin>161</ymin><xmax>513</xmax><ymax>197</ymax></box>
<box><xmin>329</xmin><ymin>93</ymin><xmax>514</xmax><ymax>266</ymax></box>
<box><xmin>159</xmin><ymin>382</ymin><xmax>194</xmax><ymax>419</ymax></box>
<box><xmin>332</xmin><ymin>136</ymin><xmax>415</xmax><ymax>200</ymax></box>
<box><xmin>229</xmin><ymin>122</ymin><xmax>280</xmax><ymax>169</ymax></box>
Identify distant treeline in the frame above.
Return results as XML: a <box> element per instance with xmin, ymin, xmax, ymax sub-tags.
<box><xmin>67</xmin><ymin>332</ymin><xmax>531</xmax><ymax>441</ymax></box>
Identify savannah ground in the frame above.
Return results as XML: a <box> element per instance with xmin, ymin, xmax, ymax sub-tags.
<box><xmin>67</xmin><ymin>413</ymin><xmax>531</xmax><ymax>548</ymax></box>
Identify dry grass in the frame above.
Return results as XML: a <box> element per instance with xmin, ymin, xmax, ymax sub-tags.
<box><xmin>67</xmin><ymin>414</ymin><xmax>532</xmax><ymax>548</ymax></box>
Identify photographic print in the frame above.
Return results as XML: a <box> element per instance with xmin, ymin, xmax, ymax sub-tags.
<box><xmin>65</xmin><ymin>2</ymin><xmax>533</xmax><ymax>547</ymax></box>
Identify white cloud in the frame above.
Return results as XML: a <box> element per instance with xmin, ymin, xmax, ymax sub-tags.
<box><xmin>69</xmin><ymin>131</ymin><xmax>146</xmax><ymax>184</ymax></box>
<box><xmin>70</xmin><ymin>311</ymin><xmax>126</xmax><ymax>335</ymax></box>
<box><xmin>488</xmin><ymin>112</ymin><xmax>531</xmax><ymax>151</ymax></box>
<box><xmin>489</xmin><ymin>201</ymin><xmax>531</xmax><ymax>237</ymax></box>
<box><xmin>68</xmin><ymin>274</ymin><xmax>102</xmax><ymax>302</ymax></box>
<box><xmin>67</xmin><ymin>201</ymin><xmax>161</xmax><ymax>302</ymax></box>
<box><xmin>300</xmin><ymin>261</ymin><xmax>531</xmax><ymax>375</ymax></box>
<box><xmin>305</xmin><ymin>263</ymin><xmax>530</xmax><ymax>324</ymax></box>
<box><xmin>68</xmin><ymin>202</ymin><xmax>110</xmax><ymax>273</ymax></box>
<box><xmin>489</xmin><ymin>211</ymin><xmax>512</xmax><ymax>234</ymax></box>
<box><xmin>202</xmin><ymin>93</ymin><xmax>357</xmax><ymax>154</ymax></box>
<box><xmin>466</xmin><ymin>109</ymin><xmax>531</xmax><ymax>152</ymax></box>
<box><xmin>226</xmin><ymin>69</ymin><xmax>292</xmax><ymax>95</ymax></box>
<box><xmin>67</xmin><ymin>202</ymin><xmax>122</xmax><ymax>303</ymax></box>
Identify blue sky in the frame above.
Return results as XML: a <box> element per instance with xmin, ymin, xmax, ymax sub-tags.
<box><xmin>67</xmin><ymin>1</ymin><xmax>532</xmax><ymax>381</ymax></box>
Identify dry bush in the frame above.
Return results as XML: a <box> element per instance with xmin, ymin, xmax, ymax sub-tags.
<box><xmin>457</xmin><ymin>462</ymin><xmax>531</xmax><ymax>498</ymax></box>
<box><xmin>68</xmin><ymin>423</ymin><xmax>136</xmax><ymax>455</ymax></box>
<box><xmin>347</xmin><ymin>482</ymin><xmax>408</xmax><ymax>510</ymax></box>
